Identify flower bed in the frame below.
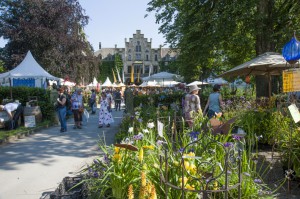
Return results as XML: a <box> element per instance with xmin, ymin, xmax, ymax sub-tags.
<box><xmin>80</xmin><ymin>103</ymin><xmax>283</xmax><ymax>198</ymax></box>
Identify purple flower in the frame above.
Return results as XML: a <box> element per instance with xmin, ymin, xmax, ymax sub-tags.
<box><xmin>93</xmin><ymin>159</ymin><xmax>100</xmax><ymax>165</ymax></box>
<box><xmin>93</xmin><ymin>172</ymin><xmax>99</xmax><ymax>178</ymax></box>
<box><xmin>254</xmin><ymin>178</ymin><xmax>262</xmax><ymax>183</ymax></box>
<box><xmin>179</xmin><ymin>148</ymin><xmax>184</xmax><ymax>153</ymax></box>
<box><xmin>232</xmin><ymin>135</ymin><xmax>242</xmax><ymax>141</ymax></box>
<box><xmin>156</xmin><ymin>140</ymin><xmax>166</xmax><ymax>146</ymax></box>
<box><xmin>138</xmin><ymin>118</ymin><xmax>143</xmax><ymax>123</ymax></box>
<box><xmin>189</xmin><ymin>131</ymin><xmax>200</xmax><ymax>140</ymax></box>
<box><xmin>223</xmin><ymin>142</ymin><xmax>233</xmax><ymax>148</ymax></box>
<box><xmin>130</xmin><ymin>115</ymin><xmax>135</xmax><ymax>120</ymax></box>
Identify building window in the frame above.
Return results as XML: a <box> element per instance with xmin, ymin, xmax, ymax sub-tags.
<box><xmin>146</xmin><ymin>54</ymin><xmax>149</xmax><ymax>61</ymax></box>
<box><xmin>127</xmin><ymin>65</ymin><xmax>131</xmax><ymax>74</ymax></box>
<box><xmin>136</xmin><ymin>41</ymin><xmax>141</xmax><ymax>52</ymax></box>
<box><xmin>128</xmin><ymin>54</ymin><xmax>131</xmax><ymax>61</ymax></box>
<box><xmin>155</xmin><ymin>54</ymin><xmax>158</xmax><ymax>61</ymax></box>
<box><xmin>144</xmin><ymin>65</ymin><xmax>149</xmax><ymax>74</ymax></box>
<box><xmin>136</xmin><ymin>53</ymin><xmax>141</xmax><ymax>61</ymax></box>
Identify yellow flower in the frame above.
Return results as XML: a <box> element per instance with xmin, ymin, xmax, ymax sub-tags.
<box><xmin>139</xmin><ymin>186</ymin><xmax>146</xmax><ymax>199</ymax></box>
<box><xmin>139</xmin><ymin>148</ymin><xmax>144</xmax><ymax>162</ymax></box>
<box><xmin>185</xmin><ymin>184</ymin><xmax>195</xmax><ymax>190</ymax></box>
<box><xmin>189</xmin><ymin>163</ymin><xmax>197</xmax><ymax>174</ymax></box>
<box><xmin>114</xmin><ymin>147</ymin><xmax>120</xmax><ymax>154</ymax></box>
<box><xmin>112</xmin><ymin>154</ymin><xmax>121</xmax><ymax>162</ymax></box>
<box><xmin>143</xmin><ymin>145</ymin><xmax>154</xmax><ymax>150</ymax></box>
<box><xmin>150</xmin><ymin>184</ymin><xmax>157</xmax><ymax>199</ymax></box>
<box><xmin>141</xmin><ymin>171</ymin><xmax>147</xmax><ymax>187</ymax></box>
<box><xmin>184</xmin><ymin>161</ymin><xmax>190</xmax><ymax>170</ymax></box>
<box><xmin>179</xmin><ymin>177</ymin><xmax>188</xmax><ymax>185</ymax></box>
<box><xmin>146</xmin><ymin>182</ymin><xmax>152</xmax><ymax>194</ymax></box>
<box><xmin>128</xmin><ymin>184</ymin><xmax>134</xmax><ymax>199</ymax></box>
<box><xmin>213</xmin><ymin>181</ymin><xmax>218</xmax><ymax>190</ymax></box>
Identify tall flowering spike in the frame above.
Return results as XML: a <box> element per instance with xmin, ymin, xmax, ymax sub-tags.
<box><xmin>139</xmin><ymin>148</ymin><xmax>144</xmax><ymax>162</ymax></box>
<box><xmin>146</xmin><ymin>182</ymin><xmax>152</xmax><ymax>194</ymax></box>
<box><xmin>128</xmin><ymin>184</ymin><xmax>134</xmax><ymax>199</ymax></box>
<box><xmin>139</xmin><ymin>186</ymin><xmax>146</xmax><ymax>199</ymax></box>
<box><xmin>141</xmin><ymin>171</ymin><xmax>147</xmax><ymax>187</ymax></box>
<box><xmin>150</xmin><ymin>184</ymin><xmax>157</xmax><ymax>199</ymax></box>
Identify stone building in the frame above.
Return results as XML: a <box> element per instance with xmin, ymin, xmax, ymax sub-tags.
<box><xmin>94</xmin><ymin>30</ymin><xmax>178</xmax><ymax>84</ymax></box>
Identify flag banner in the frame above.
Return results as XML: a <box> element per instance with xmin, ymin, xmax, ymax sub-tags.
<box><xmin>131</xmin><ymin>64</ymin><xmax>134</xmax><ymax>83</ymax></box>
<box><xmin>116</xmin><ymin>67</ymin><xmax>122</xmax><ymax>83</ymax></box>
<box><xmin>112</xmin><ymin>69</ymin><xmax>117</xmax><ymax>83</ymax></box>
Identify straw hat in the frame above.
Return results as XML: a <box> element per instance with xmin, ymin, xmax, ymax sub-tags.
<box><xmin>189</xmin><ymin>85</ymin><xmax>201</xmax><ymax>93</ymax></box>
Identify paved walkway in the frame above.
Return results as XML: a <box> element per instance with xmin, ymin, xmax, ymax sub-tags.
<box><xmin>0</xmin><ymin>106</ymin><xmax>124</xmax><ymax>199</ymax></box>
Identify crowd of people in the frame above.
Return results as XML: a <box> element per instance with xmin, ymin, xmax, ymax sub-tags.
<box><xmin>52</xmin><ymin>82</ymin><xmax>224</xmax><ymax>133</ymax></box>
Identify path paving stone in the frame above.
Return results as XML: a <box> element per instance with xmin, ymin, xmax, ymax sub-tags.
<box><xmin>0</xmin><ymin>106</ymin><xmax>124</xmax><ymax>199</ymax></box>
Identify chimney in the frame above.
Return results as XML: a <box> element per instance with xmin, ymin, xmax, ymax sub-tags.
<box><xmin>115</xmin><ymin>44</ymin><xmax>117</xmax><ymax>48</ymax></box>
<box><xmin>99</xmin><ymin>42</ymin><xmax>101</xmax><ymax>49</ymax></box>
<box><xmin>150</xmin><ymin>38</ymin><xmax>152</xmax><ymax>43</ymax></box>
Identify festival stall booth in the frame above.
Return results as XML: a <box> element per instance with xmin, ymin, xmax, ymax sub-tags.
<box><xmin>0</xmin><ymin>51</ymin><xmax>60</xmax><ymax>128</ymax></box>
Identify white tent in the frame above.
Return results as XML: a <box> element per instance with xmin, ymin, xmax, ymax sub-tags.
<box><xmin>140</xmin><ymin>80</ymin><xmax>158</xmax><ymax>87</ymax></box>
<box><xmin>206</xmin><ymin>77</ymin><xmax>228</xmax><ymax>85</ymax></box>
<box><xmin>0</xmin><ymin>51</ymin><xmax>59</xmax><ymax>87</ymax></box>
<box><xmin>87</xmin><ymin>77</ymin><xmax>98</xmax><ymax>87</ymax></box>
<box><xmin>101</xmin><ymin>77</ymin><xmax>112</xmax><ymax>87</ymax></box>
<box><xmin>187</xmin><ymin>81</ymin><xmax>209</xmax><ymax>86</ymax></box>
<box><xmin>60</xmin><ymin>78</ymin><xmax>76</xmax><ymax>87</ymax></box>
<box><xmin>157</xmin><ymin>80</ymin><xmax>180</xmax><ymax>87</ymax></box>
<box><xmin>143</xmin><ymin>71</ymin><xmax>183</xmax><ymax>82</ymax></box>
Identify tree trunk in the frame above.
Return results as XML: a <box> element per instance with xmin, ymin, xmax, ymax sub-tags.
<box><xmin>255</xmin><ymin>0</ymin><xmax>278</xmax><ymax>98</ymax></box>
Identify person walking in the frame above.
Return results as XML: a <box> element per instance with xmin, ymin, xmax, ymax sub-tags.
<box><xmin>71</xmin><ymin>88</ymin><xmax>84</xmax><ymax>129</ymax></box>
<box><xmin>0</xmin><ymin>101</ymin><xmax>23</xmax><ymax>130</ymax></box>
<box><xmin>114</xmin><ymin>89</ymin><xmax>122</xmax><ymax>111</ymax></box>
<box><xmin>184</xmin><ymin>85</ymin><xmax>202</xmax><ymax>128</ymax></box>
<box><xmin>56</xmin><ymin>87</ymin><xmax>67</xmax><ymax>132</ymax></box>
<box><xmin>98</xmin><ymin>92</ymin><xmax>114</xmax><ymax>128</ymax></box>
<box><xmin>89</xmin><ymin>89</ymin><xmax>96</xmax><ymax>114</ymax></box>
<box><xmin>203</xmin><ymin>84</ymin><xmax>224</xmax><ymax>119</ymax></box>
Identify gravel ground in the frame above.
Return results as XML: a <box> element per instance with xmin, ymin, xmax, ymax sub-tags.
<box><xmin>257</xmin><ymin>145</ymin><xmax>300</xmax><ymax>199</ymax></box>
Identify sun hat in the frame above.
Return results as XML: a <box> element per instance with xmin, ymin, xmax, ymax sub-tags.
<box><xmin>189</xmin><ymin>85</ymin><xmax>201</xmax><ymax>93</ymax></box>
<box><xmin>76</xmin><ymin>88</ymin><xmax>82</xmax><ymax>92</ymax></box>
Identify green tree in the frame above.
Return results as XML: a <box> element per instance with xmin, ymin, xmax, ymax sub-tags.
<box><xmin>147</xmin><ymin>0</ymin><xmax>300</xmax><ymax>85</ymax></box>
<box><xmin>0</xmin><ymin>0</ymin><xmax>99</xmax><ymax>83</ymax></box>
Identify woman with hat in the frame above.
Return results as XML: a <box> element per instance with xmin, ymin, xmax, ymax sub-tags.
<box><xmin>203</xmin><ymin>84</ymin><xmax>223</xmax><ymax>119</ymax></box>
<box><xmin>184</xmin><ymin>85</ymin><xmax>202</xmax><ymax>128</ymax></box>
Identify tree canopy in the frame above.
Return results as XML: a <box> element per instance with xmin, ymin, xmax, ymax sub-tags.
<box><xmin>0</xmin><ymin>0</ymin><xmax>99</xmax><ymax>83</ymax></box>
<box><xmin>147</xmin><ymin>0</ymin><xmax>300</xmax><ymax>82</ymax></box>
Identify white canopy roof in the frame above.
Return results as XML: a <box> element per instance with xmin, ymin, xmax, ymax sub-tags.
<box><xmin>0</xmin><ymin>51</ymin><xmax>59</xmax><ymax>81</ymax></box>
<box><xmin>143</xmin><ymin>71</ymin><xmax>183</xmax><ymax>82</ymax></box>
<box><xmin>102</xmin><ymin>77</ymin><xmax>112</xmax><ymax>87</ymax></box>
<box><xmin>187</xmin><ymin>81</ymin><xmax>209</xmax><ymax>86</ymax></box>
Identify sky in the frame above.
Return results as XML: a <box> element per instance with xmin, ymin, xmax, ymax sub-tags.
<box><xmin>0</xmin><ymin>0</ymin><xmax>167</xmax><ymax>50</ymax></box>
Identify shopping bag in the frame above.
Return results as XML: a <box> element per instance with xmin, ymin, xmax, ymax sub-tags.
<box><xmin>82</xmin><ymin>109</ymin><xmax>89</xmax><ymax>126</ymax></box>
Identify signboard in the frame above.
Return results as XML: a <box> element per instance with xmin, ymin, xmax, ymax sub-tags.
<box><xmin>24</xmin><ymin>115</ymin><xmax>36</xmax><ymax>127</ymax></box>
<box><xmin>288</xmin><ymin>104</ymin><xmax>300</xmax><ymax>123</ymax></box>
<box><xmin>283</xmin><ymin>69</ymin><xmax>300</xmax><ymax>92</ymax></box>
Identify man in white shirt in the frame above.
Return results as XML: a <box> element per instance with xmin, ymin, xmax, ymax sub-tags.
<box><xmin>0</xmin><ymin>102</ymin><xmax>24</xmax><ymax>129</ymax></box>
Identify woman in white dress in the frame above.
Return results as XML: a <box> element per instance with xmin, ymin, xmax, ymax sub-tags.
<box><xmin>98</xmin><ymin>92</ymin><xmax>114</xmax><ymax>128</ymax></box>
